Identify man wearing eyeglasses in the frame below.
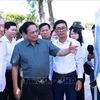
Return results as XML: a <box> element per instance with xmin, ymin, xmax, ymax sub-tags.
<box><xmin>10</xmin><ymin>21</ymin><xmax>78</xmax><ymax>100</ymax></box>
<box><xmin>38</xmin><ymin>22</ymin><xmax>54</xmax><ymax>100</ymax></box>
<box><xmin>49</xmin><ymin>19</ymin><xmax>84</xmax><ymax>100</ymax></box>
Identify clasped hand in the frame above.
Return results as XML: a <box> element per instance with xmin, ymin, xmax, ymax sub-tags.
<box><xmin>88</xmin><ymin>54</ymin><xmax>94</xmax><ymax>61</ymax></box>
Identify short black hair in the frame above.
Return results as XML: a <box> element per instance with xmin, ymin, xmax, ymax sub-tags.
<box><xmin>91</xmin><ymin>24</ymin><xmax>95</xmax><ymax>30</ymax></box>
<box><xmin>53</xmin><ymin>19</ymin><xmax>68</xmax><ymax>30</ymax></box>
<box><xmin>22</xmin><ymin>22</ymin><xmax>36</xmax><ymax>34</ymax></box>
<box><xmin>39</xmin><ymin>23</ymin><xmax>50</xmax><ymax>30</ymax></box>
<box><xmin>19</xmin><ymin>23</ymin><xmax>26</xmax><ymax>34</ymax></box>
<box><xmin>5</xmin><ymin>22</ymin><xmax>17</xmax><ymax>29</ymax></box>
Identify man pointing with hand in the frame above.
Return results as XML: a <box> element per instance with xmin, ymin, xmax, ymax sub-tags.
<box><xmin>10</xmin><ymin>22</ymin><xmax>78</xmax><ymax>100</ymax></box>
<box><xmin>49</xmin><ymin>20</ymin><xmax>84</xmax><ymax>100</ymax></box>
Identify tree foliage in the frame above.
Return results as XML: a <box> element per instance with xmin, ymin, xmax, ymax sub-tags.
<box><xmin>27</xmin><ymin>0</ymin><xmax>37</xmax><ymax>14</ymax></box>
<box><xmin>27</xmin><ymin>0</ymin><xmax>45</xmax><ymax>23</ymax></box>
<box><xmin>0</xmin><ymin>12</ymin><xmax>39</xmax><ymax>40</ymax></box>
<box><xmin>25</xmin><ymin>14</ymin><xmax>39</xmax><ymax>25</ymax></box>
<box><xmin>0</xmin><ymin>13</ymin><xmax>39</xmax><ymax>27</ymax></box>
<box><xmin>85</xmin><ymin>22</ymin><xmax>94</xmax><ymax>29</ymax></box>
<box><xmin>4</xmin><ymin>13</ymin><xmax>25</xmax><ymax>26</ymax></box>
<box><xmin>27</xmin><ymin>0</ymin><xmax>54</xmax><ymax>27</ymax></box>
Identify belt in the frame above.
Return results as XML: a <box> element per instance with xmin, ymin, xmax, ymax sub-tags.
<box><xmin>54</xmin><ymin>71</ymin><xmax>76</xmax><ymax>77</ymax></box>
<box><xmin>23</xmin><ymin>77</ymin><xmax>51</xmax><ymax>84</ymax></box>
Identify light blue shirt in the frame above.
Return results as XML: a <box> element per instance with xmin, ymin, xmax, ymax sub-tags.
<box><xmin>0</xmin><ymin>37</ymin><xmax>7</xmax><ymax>91</ymax></box>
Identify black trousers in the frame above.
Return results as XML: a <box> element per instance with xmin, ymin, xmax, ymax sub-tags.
<box><xmin>0</xmin><ymin>89</ymin><xmax>6</xmax><ymax>100</ymax></box>
<box><xmin>76</xmin><ymin>73</ymin><xmax>85</xmax><ymax>100</ymax></box>
<box><xmin>20</xmin><ymin>78</ymin><xmax>53</xmax><ymax>100</ymax></box>
<box><xmin>5</xmin><ymin>70</ymin><xmax>21</xmax><ymax>100</ymax></box>
<box><xmin>52</xmin><ymin>71</ymin><xmax>77</xmax><ymax>100</ymax></box>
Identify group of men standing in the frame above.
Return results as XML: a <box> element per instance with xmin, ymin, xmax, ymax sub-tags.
<box><xmin>0</xmin><ymin>16</ymin><xmax>18</xmax><ymax>100</ymax></box>
<box><xmin>0</xmin><ymin>15</ymin><xmax>100</xmax><ymax>100</ymax></box>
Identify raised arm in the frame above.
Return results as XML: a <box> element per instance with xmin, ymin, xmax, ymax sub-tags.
<box><xmin>57</xmin><ymin>42</ymin><xmax>78</xmax><ymax>56</ymax></box>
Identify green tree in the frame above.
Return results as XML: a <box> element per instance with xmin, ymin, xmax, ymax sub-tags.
<box><xmin>27</xmin><ymin>0</ymin><xmax>37</xmax><ymax>14</ymax></box>
<box><xmin>3</xmin><ymin>13</ymin><xmax>39</xmax><ymax>26</ymax></box>
<box><xmin>27</xmin><ymin>0</ymin><xmax>45</xmax><ymax>23</ymax></box>
<box><xmin>25</xmin><ymin>14</ymin><xmax>39</xmax><ymax>25</ymax></box>
<box><xmin>4</xmin><ymin>13</ymin><xmax>25</xmax><ymax>26</ymax></box>
<box><xmin>85</xmin><ymin>22</ymin><xmax>94</xmax><ymax>29</ymax></box>
<box><xmin>27</xmin><ymin>0</ymin><xmax>54</xmax><ymax>28</ymax></box>
<box><xmin>3</xmin><ymin>13</ymin><xmax>25</xmax><ymax>40</ymax></box>
<box><xmin>3</xmin><ymin>13</ymin><xmax>39</xmax><ymax>40</ymax></box>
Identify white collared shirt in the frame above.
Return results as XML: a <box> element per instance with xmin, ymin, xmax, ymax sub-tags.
<box><xmin>0</xmin><ymin>37</ymin><xmax>7</xmax><ymax>92</ymax></box>
<box><xmin>3</xmin><ymin>35</ymin><xmax>16</xmax><ymax>70</ymax></box>
<box><xmin>49</xmin><ymin>37</ymin><xmax>84</xmax><ymax>80</ymax></box>
<box><xmin>16</xmin><ymin>38</ymin><xmax>24</xmax><ymax>44</ymax></box>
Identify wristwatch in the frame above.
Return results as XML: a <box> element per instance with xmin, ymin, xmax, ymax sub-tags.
<box><xmin>77</xmin><ymin>78</ymin><xmax>83</xmax><ymax>83</ymax></box>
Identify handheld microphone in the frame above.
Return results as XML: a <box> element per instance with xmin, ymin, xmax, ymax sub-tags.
<box><xmin>87</xmin><ymin>45</ymin><xmax>95</xmax><ymax>86</ymax></box>
<box><xmin>87</xmin><ymin>45</ymin><xmax>94</xmax><ymax>55</ymax></box>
